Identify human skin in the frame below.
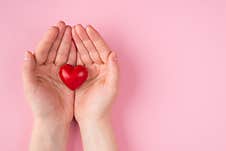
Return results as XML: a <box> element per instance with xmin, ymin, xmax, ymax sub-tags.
<box><xmin>22</xmin><ymin>21</ymin><xmax>119</xmax><ymax>151</ymax></box>
<box><xmin>72</xmin><ymin>24</ymin><xmax>119</xmax><ymax>151</ymax></box>
<box><xmin>22</xmin><ymin>21</ymin><xmax>76</xmax><ymax>151</ymax></box>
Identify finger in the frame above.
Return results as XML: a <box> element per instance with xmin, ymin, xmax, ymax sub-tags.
<box><xmin>75</xmin><ymin>24</ymin><xmax>102</xmax><ymax>64</ymax></box>
<box><xmin>35</xmin><ymin>26</ymin><xmax>59</xmax><ymax>64</ymax></box>
<box><xmin>55</xmin><ymin>26</ymin><xmax>72</xmax><ymax>66</ymax></box>
<box><xmin>67</xmin><ymin>42</ymin><xmax>77</xmax><ymax>66</ymax></box>
<box><xmin>22</xmin><ymin>51</ymin><xmax>37</xmax><ymax>88</ymax></box>
<box><xmin>72</xmin><ymin>26</ymin><xmax>92</xmax><ymax>65</ymax></box>
<box><xmin>86</xmin><ymin>25</ymin><xmax>111</xmax><ymax>63</ymax></box>
<box><xmin>47</xmin><ymin>21</ymin><xmax>67</xmax><ymax>63</ymax></box>
<box><xmin>77</xmin><ymin>51</ymin><xmax>84</xmax><ymax>66</ymax></box>
<box><xmin>106</xmin><ymin>51</ymin><xmax>119</xmax><ymax>89</ymax></box>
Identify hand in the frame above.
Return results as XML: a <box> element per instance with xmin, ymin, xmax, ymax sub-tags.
<box><xmin>72</xmin><ymin>24</ymin><xmax>119</xmax><ymax>123</ymax></box>
<box><xmin>72</xmin><ymin>24</ymin><xmax>119</xmax><ymax>151</ymax></box>
<box><xmin>22</xmin><ymin>21</ymin><xmax>76</xmax><ymax>124</ymax></box>
<box><xmin>22</xmin><ymin>21</ymin><xmax>76</xmax><ymax>151</ymax></box>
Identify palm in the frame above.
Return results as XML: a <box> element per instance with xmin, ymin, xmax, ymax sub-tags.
<box><xmin>30</xmin><ymin>64</ymin><xmax>74</xmax><ymax>121</ymax></box>
<box><xmin>72</xmin><ymin>25</ymin><xmax>119</xmax><ymax>121</ymax></box>
<box><xmin>23</xmin><ymin>22</ymin><xmax>76</xmax><ymax>124</ymax></box>
<box><xmin>75</xmin><ymin>63</ymin><xmax>114</xmax><ymax>120</ymax></box>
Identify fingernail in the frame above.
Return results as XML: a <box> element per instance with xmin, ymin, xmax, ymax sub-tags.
<box><xmin>86</xmin><ymin>24</ymin><xmax>91</xmax><ymax>29</ymax></box>
<box><xmin>112</xmin><ymin>53</ymin><xmax>118</xmax><ymax>62</ymax></box>
<box><xmin>73</xmin><ymin>26</ymin><xmax>78</xmax><ymax>34</ymax></box>
<box><xmin>24</xmin><ymin>51</ymin><xmax>30</xmax><ymax>61</ymax></box>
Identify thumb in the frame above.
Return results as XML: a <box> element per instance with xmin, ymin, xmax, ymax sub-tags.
<box><xmin>106</xmin><ymin>51</ymin><xmax>119</xmax><ymax>89</ymax></box>
<box><xmin>22</xmin><ymin>51</ymin><xmax>37</xmax><ymax>88</ymax></box>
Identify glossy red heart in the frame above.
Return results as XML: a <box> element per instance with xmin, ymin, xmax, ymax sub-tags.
<box><xmin>59</xmin><ymin>64</ymin><xmax>88</xmax><ymax>90</ymax></box>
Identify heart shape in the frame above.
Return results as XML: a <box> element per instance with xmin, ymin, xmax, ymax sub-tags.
<box><xmin>59</xmin><ymin>64</ymin><xmax>88</xmax><ymax>90</ymax></box>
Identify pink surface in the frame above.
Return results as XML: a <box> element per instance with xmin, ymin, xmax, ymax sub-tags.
<box><xmin>0</xmin><ymin>0</ymin><xmax>226</xmax><ymax>150</ymax></box>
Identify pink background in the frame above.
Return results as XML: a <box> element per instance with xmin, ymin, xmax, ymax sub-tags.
<box><xmin>0</xmin><ymin>0</ymin><xmax>226</xmax><ymax>150</ymax></box>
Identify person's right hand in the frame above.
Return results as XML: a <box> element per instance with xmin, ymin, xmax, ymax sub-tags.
<box><xmin>72</xmin><ymin>24</ymin><xmax>119</xmax><ymax>151</ymax></box>
<box><xmin>72</xmin><ymin>24</ymin><xmax>119</xmax><ymax>123</ymax></box>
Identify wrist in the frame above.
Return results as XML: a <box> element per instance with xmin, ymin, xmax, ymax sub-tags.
<box><xmin>30</xmin><ymin>119</ymin><xmax>70</xmax><ymax>151</ymax></box>
<box><xmin>34</xmin><ymin>118</ymin><xmax>70</xmax><ymax>132</ymax></box>
<box><xmin>33</xmin><ymin>118</ymin><xmax>70</xmax><ymax>143</ymax></box>
<box><xmin>77</xmin><ymin>113</ymin><xmax>112</xmax><ymax>128</ymax></box>
<box><xmin>77</xmin><ymin>113</ymin><xmax>118</xmax><ymax>151</ymax></box>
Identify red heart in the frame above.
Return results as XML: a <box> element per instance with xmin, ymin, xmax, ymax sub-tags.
<box><xmin>59</xmin><ymin>64</ymin><xmax>88</xmax><ymax>90</ymax></box>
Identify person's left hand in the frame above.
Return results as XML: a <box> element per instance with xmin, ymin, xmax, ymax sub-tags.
<box><xmin>22</xmin><ymin>21</ymin><xmax>76</xmax><ymax>126</ymax></box>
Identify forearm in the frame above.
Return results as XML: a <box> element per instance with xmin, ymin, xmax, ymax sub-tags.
<box><xmin>79</xmin><ymin>115</ymin><xmax>118</xmax><ymax>151</ymax></box>
<box><xmin>30</xmin><ymin>119</ymin><xmax>70</xmax><ymax>151</ymax></box>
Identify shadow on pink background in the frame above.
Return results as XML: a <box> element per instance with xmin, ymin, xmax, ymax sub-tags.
<box><xmin>0</xmin><ymin>0</ymin><xmax>226</xmax><ymax>150</ymax></box>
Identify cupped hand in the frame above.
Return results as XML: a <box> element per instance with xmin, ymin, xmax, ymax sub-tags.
<box><xmin>22</xmin><ymin>21</ymin><xmax>77</xmax><ymax>125</ymax></box>
<box><xmin>72</xmin><ymin>24</ymin><xmax>119</xmax><ymax>123</ymax></box>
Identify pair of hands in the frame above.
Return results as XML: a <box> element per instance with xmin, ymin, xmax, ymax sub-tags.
<box><xmin>22</xmin><ymin>21</ymin><xmax>119</xmax><ymax>132</ymax></box>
